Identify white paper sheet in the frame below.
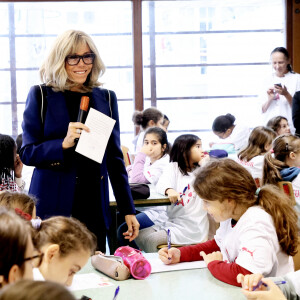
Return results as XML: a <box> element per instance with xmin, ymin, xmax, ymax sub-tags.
<box><xmin>75</xmin><ymin>108</ymin><xmax>116</xmax><ymax>164</ymax></box>
<box><xmin>69</xmin><ymin>273</ymin><xmax>113</xmax><ymax>291</ymax></box>
<box><xmin>147</xmin><ymin>256</ymin><xmax>207</xmax><ymax>273</ymax></box>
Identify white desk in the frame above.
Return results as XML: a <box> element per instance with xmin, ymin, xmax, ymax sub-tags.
<box><xmin>72</xmin><ymin>253</ymin><xmax>245</xmax><ymax>300</ymax></box>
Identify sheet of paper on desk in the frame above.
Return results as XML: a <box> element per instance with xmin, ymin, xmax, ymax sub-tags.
<box><xmin>69</xmin><ymin>273</ymin><xmax>113</xmax><ymax>291</ymax></box>
<box><xmin>76</xmin><ymin>108</ymin><xmax>116</xmax><ymax>164</ymax></box>
<box><xmin>148</xmin><ymin>256</ymin><xmax>207</xmax><ymax>273</ymax></box>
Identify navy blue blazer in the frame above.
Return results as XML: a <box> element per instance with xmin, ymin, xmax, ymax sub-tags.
<box><xmin>20</xmin><ymin>85</ymin><xmax>135</xmax><ymax>227</ymax></box>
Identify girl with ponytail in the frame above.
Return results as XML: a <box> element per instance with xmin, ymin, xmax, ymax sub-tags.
<box><xmin>158</xmin><ymin>158</ymin><xmax>298</xmax><ymax>287</ymax></box>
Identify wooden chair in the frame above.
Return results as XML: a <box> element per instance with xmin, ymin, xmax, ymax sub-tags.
<box><xmin>121</xmin><ymin>145</ymin><xmax>131</xmax><ymax>167</ymax></box>
<box><xmin>278</xmin><ymin>181</ymin><xmax>296</xmax><ymax>206</ymax></box>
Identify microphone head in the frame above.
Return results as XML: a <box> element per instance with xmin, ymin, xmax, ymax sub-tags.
<box><xmin>80</xmin><ymin>96</ymin><xmax>90</xmax><ymax>111</ymax></box>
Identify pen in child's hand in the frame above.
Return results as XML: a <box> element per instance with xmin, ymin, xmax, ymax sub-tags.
<box><xmin>112</xmin><ymin>286</ymin><xmax>120</xmax><ymax>300</ymax></box>
<box><xmin>167</xmin><ymin>229</ymin><xmax>171</xmax><ymax>260</ymax></box>
<box><xmin>174</xmin><ymin>186</ymin><xmax>188</xmax><ymax>206</ymax></box>
<box><xmin>252</xmin><ymin>280</ymin><xmax>286</xmax><ymax>291</ymax></box>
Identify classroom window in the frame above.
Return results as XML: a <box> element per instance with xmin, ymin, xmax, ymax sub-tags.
<box><xmin>0</xmin><ymin>0</ymin><xmax>286</xmax><ymax>150</ymax></box>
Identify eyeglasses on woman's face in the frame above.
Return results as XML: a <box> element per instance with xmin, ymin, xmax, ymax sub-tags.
<box><xmin>65</xmin><ymin>53</ymin><xmax>95</xmax><ymax>66</ymax></box>
<box><xmin>22</xmin><ymin>252</ymin><xmax>44</xmax><ymax>268</ymax></box>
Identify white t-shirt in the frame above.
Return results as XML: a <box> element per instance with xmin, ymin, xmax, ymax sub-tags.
<box><xmin>211</xmin><ymin>124</ymin><xmax>250</xmax><ymax>151</ymax></box>
<box><xmin>153</xmin><ymin>162</ymin><xmax>209</xmax><ymax>245</ymax></box>
<box><xmin>236</xmin><ymin>155</ymin><xmax>264</xmax><ymax>181</ymax></box>
<box><xmin>215</xmin><ymin>206</ymin><xmax>293</xmax><ymax>276</ymax></box>
<box><xmin>260</xmin><ymin>71</ymin><xmax>300</xmax><ymax>133</ymax></box>
<box><xmin>285</xmin><ymin>270</ymin><xmax>300</xmax><ymax>297</ymax></box>
<box><xmin>135</xmin><ymin>131</ymin><xmax>145</xmax><ymax>153</ymax></box>
<box><xmin>33</xmin><ymin>268</ymin><xmax>45</xmax><ymax>281</ymax></box>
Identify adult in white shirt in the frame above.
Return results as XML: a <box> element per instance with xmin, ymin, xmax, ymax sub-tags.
<box><xmin>260</xmin><ymin>47</ymin><xmax>300</xmax><ymax>134</ymax></box>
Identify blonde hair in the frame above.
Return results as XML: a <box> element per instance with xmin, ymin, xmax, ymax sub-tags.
<box><xmin>40</xmin><ymin>29</ymin><xmax>105</xmax><ymax>92</ymax></box>
<box><xmin>238</xmin><ymin>126</ymin><xmax>276</xmax><ymax>161</ymax></box>
<box><xmin>0</xmin><ymin>280</ymin><xmax>76</xmax><ymax>300</ymax></box>
<box><xmin>0</xmin><ymin>191</ymin><xmax>36</xmax><ymax>217</ymax></box>
<box><xmin>194</xmin><ymin>158</ymin><xmax>298</xmax><ymax>256</ymax></box>
<box><xmin>32</xmin><ymin>216</ymin><xmax>96</xmax><ymax>257</ymax></box>
<box><xmin>263</xmin><ymin>134</ymin><xmax>300</xmax><ymax>185</ymax></box>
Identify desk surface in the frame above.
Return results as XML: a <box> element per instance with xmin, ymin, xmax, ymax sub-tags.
<box><xmin>73</xmin><ymin>254</ymin><xmax>244</xmax><ymax>300</ymax></box>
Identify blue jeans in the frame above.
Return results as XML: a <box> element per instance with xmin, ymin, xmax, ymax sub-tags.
<box><xmin>117</xmin><ymin>212</ymin><xmax>154</xmax><ymax>249</ymax></box>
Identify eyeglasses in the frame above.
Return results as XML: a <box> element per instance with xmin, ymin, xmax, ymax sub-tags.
<box><xmin>65</xmin><ymin>53</ymin><xmax>95</xmax><ymax>66</ymax></box>
<box><xmin>22</xmin><ymin>252</ymin><xmax>44</xmax><ymax>268</ymax></box>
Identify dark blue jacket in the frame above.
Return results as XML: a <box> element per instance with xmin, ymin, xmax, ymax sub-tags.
<box><xmin>20</xmin><ymin>85</ymin><xmax>135</xmax><ymax>228</ymax></box>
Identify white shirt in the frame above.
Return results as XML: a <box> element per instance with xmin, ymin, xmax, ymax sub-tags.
<box><xmin>153</xmin><ymin>162</ymin><xmax>209</xmax><ymax>245</ymax></box>
<box><xmin>211</xmin><ymin>124</ymin><xmax>250</xmax><ymax>151</ymax></box>
<box><xmin>135</xmin><ymin>131</ymin><xmax>145</xmax><ymax>153</ymax></box>
<box><xmin>260</xmin><ymin>71</ymin><xmax>300</xmax><ymax>134</ymax></box>
<box><xmin>33</xmin><ymin>268</ymin><xmax>45</xmax><ymax>281</ymax></box>
<box><xmin>236</xmin><ymin>155</ymin><xmax>264</xmax><ymax>181</ymax></box>
<box><xmin>286</xmin><ymin>270</ymin><xmax>300</xmax><ymax>297</ymax></box>
<box><xmin>288</xmin><ymin>174</ymin><xmax>300</xmax><ymax>227</ymax></box>
<box><xmin>215</xmin><ymin>206</ymin><xmax>293</xmax><ymax>276</ymax></box>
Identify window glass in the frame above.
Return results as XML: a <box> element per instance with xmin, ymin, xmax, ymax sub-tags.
<box><xmin>142</xmin><ymin>0</ymin><xmax>285</xmax><ymax>149</ymax></box>
<box><xmin>0</xmin><ymin>1</ymin><xmax>133</xmax><ymax>137</ymax></box>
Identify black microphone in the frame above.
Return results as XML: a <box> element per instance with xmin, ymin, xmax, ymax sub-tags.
<box><xmin>75</xmin><ymin>96</ymin><xmax>90</xmax><ymax>142</ymax></box>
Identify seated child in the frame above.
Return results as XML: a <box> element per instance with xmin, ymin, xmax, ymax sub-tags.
<box><xmin>237</xmin><ymin>272</ymin><xmax>299</xmax><ymax>300</ymax></box>
<box><xmin>267</xmin><ymin>116</ymin><xmax>291</xmax><ymax>136</ymax></box>
<box><xmin>158</xmin><ymin>159</ymin><xmax>298</xmax><ymax>287</ymax></box>
<box><xmin>0</xmin><ymin>191</ymin><xmax>36</xmax><ymax>220</ymax></box>
<box><xmin>132</xmin><ymin>107</ymin><xmax>165</xmax><ymax>152</ymax></box>
<box><xmin>263</xmin><ymin>134</ymin><xmax>300</xmax><ymax>225</ymax></box>
<box><xmin>237</xmin><ymin>126</ymin><xmax>276</xmax><ymax>185</ymax></box>
<box><xmin>0</xmin><ymin>134</ymin><xmax>25</xmax><ymax>192</ymax></box>
<box><xmin>162</xmin><ymin>114</ymin><xmax>170</xmax><ymax>132</ymax></box>
<box><xmin>0</xmin><ymin>207</ymin><xmax>37</xmax><ymax>287</ymax></box>
<box><xmin>31</xmin><ymin>216</ymin><xmax>96</xmax><ymax>286</ymax></box>
<box><xmin>0</xmin><ymin>280</ymin><xmax>76</xmax><ymax>300</ymax></box>
<box><xmin>209</xmin><ymin>113</ymin><xmax>250</xmax><ymax>152</ymax></box>
<box><xmin>118</xmin><ymin>127</ymin><xmax>170</xmax><ymax>247</ymax></box>
<box><xmin>134</xmin><ymin>134</ymin><xmax>209</xmax><ymax>252</ymax></box>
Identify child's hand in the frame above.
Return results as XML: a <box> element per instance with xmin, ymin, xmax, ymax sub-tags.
<box><xmin>237</xmin><ymin>273</ymin><xmax>264</xmax><ymax>291</ymax></box>
<box><xmin>14</xmin><ymin>154</ymin><xmax>23</xmax><ymax>178</ymax></box>
<box><xmin>241</xmin><ymin>278</ymin><xmax>286</xmax><ymax>300</ymax></box>
<box><xmin>166</xmin><ymin>188</ymin><xmax>181</xmax><ymax>204</ymax></box>
<box><xmin>140</xmin><ymin>144</ymin><xmax>152</xmax><ymax>156</ymax></box>
<box><xmin>200</xmin><ymin>251</ymin><xmax>223</xmax><ymax>265</ymax></box>
<box><xmin>158</xmin><ymin>247</ymin><xmax>181</xmax><ymax>264</ymax></box>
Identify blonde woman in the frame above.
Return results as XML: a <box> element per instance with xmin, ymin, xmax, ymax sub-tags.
<box><xmin>20</xmin><ymin>30</ymin><xmax>139</xmax><ymax>252</ymax></box>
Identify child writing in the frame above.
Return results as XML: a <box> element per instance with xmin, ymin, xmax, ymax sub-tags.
<box><xmin>134</xmin><ymin>134</ymin><xmax>209</xmax><ymax>252</ymax></box>
<box><xmin>0</xmin><ymin>134</ymin><xmax>25</xmax><ymax>192</ymax></box>
<box><xmin>263</xmin><ymin>134</ymin><xmax>300</xmax><ymax>224</ymax></box>
<box><xmin>267</xmin><ymin>116</ymin><xmax>291</xmax><ymax>136</ymax></box>
<box><xmin>237</xmin><ymin>126</ymin><xmax>276</xmax><ymax>185</ymax></box>
<box><xmin>132</xmin><ymin>107</ymin><xmax>165</xmax><ymax>152</ymax></box>
<box><xmin>0</xmin><ymin>191</ymin><xmax>37</xmax><ymax>221</ymax></box>
<box><xmin>31</xmin><ymin>216</ymin><xmax>96</xmax><ymax>286</ymax></box>
<box><xmin>158</xmin><ymin>159</ymin><xmax>298</xmax><ymax>287</ymax></box>
<box><xmin>0</xmin><ymin>207</ymin><xmax>38</xmax><ymax>287</ymax></box>
<box><xmin>237</xmin><ymin>272</ymin><xmax>299</xmax><ymax>300</ymax></box>
<box><xmin>118</xmin><ymin>127</ymin><xmax>170</xmax><ymax>247</ymax></box>
<box><xmin>209</xmin><ymin>113</ymin><xmax>250</xmax><ymax>152</ymax></box>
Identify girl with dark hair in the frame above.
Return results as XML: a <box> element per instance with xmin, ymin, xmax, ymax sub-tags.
<box><xmin>267</xmin><ymin>115</ymin><xmax>291</xmax><ymax>136</ymax></box>
<box><xmin>0</xmin><ymin>207</ymin><xmax>37</xmax><ymax>287</ymax></box>
<box><xmin>0</xmin><ymin>134</ymin><xmax>25</xmax><ymax>192</ymax></box>
<box><xmin>159</xmin><ymin>159</ymin><xmax>297</xmax><ymax>287</ymax></box>
<box><xmin>237</xmin><ymin>126</ymin><xmax>276</xmax><ymax>183</ymax></box>
<box><xmin>134</xmin><ymin>134</ymin><xmax>209</xmax><ymax>252</ymax></box>
<box><xmin>118</xmin><ymin>127</ymin><xmax>170</xmax><ymax>248</ymax></box>
<box><xmin>132</xmin><ymin>107</ymin><xmax>165</xmax><ymax>152</ymax></box>
<box><xmin>261</xmin><ymin>47</ymin><xmax>300</xmax><ymax>134</ymax></box>
<box><xmin>210</xmin><ymin>113</ymin><xmax>250</xmax><ymax>152</ymax></box>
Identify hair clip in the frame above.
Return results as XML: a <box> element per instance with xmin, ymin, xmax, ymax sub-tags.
<box><xmin>255</xmin><ymin>188</ymin><xmax>261</xmax><ymax>196</ymax></box>
<box><xmin>31</xmin><ymin>218</ymin><xmax>42</xmax><ymax>229</ymax></box>
<box><xmin>285</xmin><ymin>143</ymin><xmax>289</xmax><ymax>151</ymax></box>
<box><xmin>15</xmin><ymin>208</ymin><xmax>32</xmax><ymax>221</ymax></box>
